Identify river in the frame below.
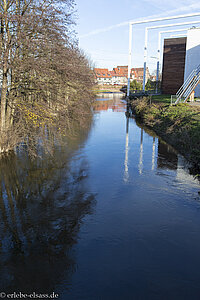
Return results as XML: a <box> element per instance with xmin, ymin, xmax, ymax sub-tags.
<box><xmin>0</xmin><ymin>95</ymin><xmax>200</xmax><ymax>299</ymax></box>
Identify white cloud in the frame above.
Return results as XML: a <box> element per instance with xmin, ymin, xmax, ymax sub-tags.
<box><xmin>79</xmin><ymin>3</ymin><xmax>200</xmax><ymax>39</ymax></box>
<box><xmin>79</xmin><ymin>21</ymin><xmax>129</xmax><ymax>38</ymax></box>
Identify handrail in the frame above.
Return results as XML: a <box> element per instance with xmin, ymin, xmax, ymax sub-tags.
<box><xmin>176</xmin><ymin>64</ymin><xmax>200</xmax><ymax>96</ymax></box>
<box><xmin>177</xmin><ymin>74</ymin><xmax>196</xmax><ymax>101</ymax></box>
<box><xmin>178</xmin><ymin>71</ymin><xmax>195</xmax><ymax>91</ymax></box>
<box><xmin>175</xmin><ymin>64</ymin><xmax>200</xmax><ymax>104</ymax></box>
<box><xmin>182</xmin><ymin>75</ymin><xmax>200</xmax><ymax>101</ymax></box>
<box><xmin>176</xmin><ymin>69</ymin><xmax>196</xmax><ymax>97</ymax></box>
<box><xmin>183</xmin><ymin>74</ymin><xmax>200</xmax><ymax>102</ymax></box>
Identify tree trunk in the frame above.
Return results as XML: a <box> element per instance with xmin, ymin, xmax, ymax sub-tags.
<box><xmin>0</xmin><ymin>68</ymin><xmax>8</xmax><ymax>132</ymax></box>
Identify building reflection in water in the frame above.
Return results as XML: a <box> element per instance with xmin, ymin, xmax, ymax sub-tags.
<box><xmin>124</xmin><ymin>116</ymin><xmax>129</xmax><ymax>183</ymax></box>
<box><xmin>157</xmin><ymin>140</ymin><xmax>199</xmax><ymax>185</ymax></box>
<box><xmin>176</xmin><ymin>154</ymin><xmax>199</xmax><ymax>185</ymax></box>
<box><xmin>152</xmin><ymin>137</ymin><xmax>156</xmax><ymax>171</ymax></box>
<box><xmin>94</xmin><ymin>96</ymin><xmax>198</xmax><ymax>186</ymax></box>
<box><xmin>93</xmin><ymin>95</ymin><xmax>126</xmax><ymax>113</ymax></box>
<box><xmin>157</xmin><ymin>140</ymin><xmax>178</xmax><ymax>170</ymax></box>
<box><xmin>122</xmin><ymin>111</ymin><xmax>179</xmax><ymax>177</ymax></box>
<box><xmin>123</xmin><ymin>116</ymin><xmax>199</xmax><ymax>186</ymax></box>
<box><xmin>138</xmin><ymin>128</ymin><xmax>144</xmax><ymax>175</ymax></box>
<box><xmin>124</xmin><ymin>115</ymin><xmax>158</xmax><ymax>177</ymax></box>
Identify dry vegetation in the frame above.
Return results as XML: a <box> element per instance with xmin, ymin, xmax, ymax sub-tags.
<box><xmin>0</xmin><ymin>0</ymin><xmax>95</xmax><ymax>156</ymax></box>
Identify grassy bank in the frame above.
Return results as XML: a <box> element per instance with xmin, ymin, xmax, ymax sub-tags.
<box><xmin>151</xmin><ymin>94</ymin><xmax>171</xmax><ymax>104</ymax></box>
<box><xmin>94</xmin><ymin>85</ymin><xmax>123</xmax><ymax>93</ymax></box>
<box><xmin>130</xmin><ymin>97</ymin><xmax>200</xmax><ymax>173</ymax></box>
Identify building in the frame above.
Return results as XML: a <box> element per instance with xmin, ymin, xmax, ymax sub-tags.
<box><xmin>94</xmin><ymin>66</ymin><xmax>150</xmax><ymax>86</ymax></box>
<box><xmin>161</xmin><ymin>27</ymin><xmax>200</xmax><ymax>96</ymax></box>
<box><xmin>94</xmin><ymin>68</ymin><xmax>112</xmax><ymax>85</ymax></box>
<box><xmin>150</xmin><ymin>75</ymin><xmax>157</xmax><ymax>81</ymax></box>
<box><xmin>131</xmin><ymin>67</ymin><xmax>150</xmax><ymax>84</ymax></box>
<box><xmin>111</xmin><ymin>66</ymin><xmax>128</xmax><ymax>85</ymax></box>
<box><xmin>184</xmin><ymin>27</ymin><xmax>200</xmax><ymax>97</ymax></box>
<box><xmin>161</xmin><ymin>37</ymin><xmax>187</xmax><ymax>94</ymax></box>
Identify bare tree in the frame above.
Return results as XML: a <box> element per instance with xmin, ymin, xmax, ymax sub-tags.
<box><xmin>0</xmin><ymin>0</ymin><xmax>94</xmax><ymax>155</ymax></box>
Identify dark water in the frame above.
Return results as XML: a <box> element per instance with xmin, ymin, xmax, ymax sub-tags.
<box><xmin>1</xmin><ymin>95</ymin><xmax>200</xmax><ymax>300</ymax></box>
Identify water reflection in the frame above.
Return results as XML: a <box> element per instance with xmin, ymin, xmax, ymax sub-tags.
<box><xmin>124</xmin><ymin>117</ymin><xmax>129</xmax><ymax>183</ymax></box>
<box><xmin>93</xmin><ymin>95</ymin><xmax>126</xmax><ymax>112</ymax></box>
<box><xmin>138</xmin><ymin>128</ymin><xmax>144</xmax><ymax>175</ymax></box>
<box><xmin>157</xmin><ymin>140</ymin><xmax>178</xmax><ymax>170</ymax></box>
<box><xmin>67</xmin><ymin>96</ymin><xmax>200</xmax><ymax>299</ymax></box>
<box><xmin>0</xmin><ymin>124</ymin><xmax>96</xmax><ymax>293</ymax></box>
<box><xmin>152</xmin><ymin>137</ymin><xmax>156</xmax><ymax>171</ymax></box>
<box><xmin>1</xmin><ymin>96</ymin><xmax>200</xmax><ymax>299</ymax></box>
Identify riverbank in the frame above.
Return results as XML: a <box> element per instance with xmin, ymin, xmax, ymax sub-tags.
<box><xmin>94</xmin><ymin>84</ymin><xmax>124</xmax><ymax>93</ymax></box>
<box><xmin>130</xmin><ymin>97</ymin><xmax>200</xmax><ymax>174</ymax></box>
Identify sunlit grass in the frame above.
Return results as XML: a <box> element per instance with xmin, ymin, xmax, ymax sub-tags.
<box><xmin>151</xmin><ymin>94</ymin><xmax>171</xmax><ymax>104</ymax></box>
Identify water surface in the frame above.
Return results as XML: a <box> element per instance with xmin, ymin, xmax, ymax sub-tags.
<box><xmin>1</xmin><ymin>95</ymin><xmax>200</xmax><ymax>300</ymax></box>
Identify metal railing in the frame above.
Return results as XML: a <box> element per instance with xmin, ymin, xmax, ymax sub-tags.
<box><xmin>175</xmin><ymin>64</ymin><xmax>200</xmax><ymax>104</ymax></box>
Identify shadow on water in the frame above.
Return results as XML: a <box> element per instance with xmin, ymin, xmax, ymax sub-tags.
<box><xmin>0</xmin><ymin>120</ymin><xmax>96</xmax><ymax>293</ymax></box>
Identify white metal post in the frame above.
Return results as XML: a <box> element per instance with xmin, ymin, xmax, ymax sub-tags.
<box><xmin>127</xmin><ymin>12</ymin><xmax>200</xmax><ymax>98</ymax></box>
<box><xmin>127</xmin><ymin>22</ymin><xmax>132</xmax><ymax>98</ymax></box>
<box><xmin>170</xmin><ymin>33</ymin><xmax>187</xmax><ymax>37</ymax></box>
<box><xmin>146</xmin><ymin>20</ymin><xmax>200</xmax><ymax>32</ymax></box>
<box><xmin>146</xmin><ymin>21</ymin><xmax>200</xmax><ymax>94</ymax></box>
<box><xmin>155</xmin><ymin>32</ymin><xmax>162</xmax><ymax>93</ymax></box>
<box><xmin>143</xmin><ymin>27</ymin><xmax>148</xmax><ymax>91</ymax></box>
<box><xmin>130</xmin><ymin>12</ymin><xmax>200</xmax><ymax>26</ymax></box>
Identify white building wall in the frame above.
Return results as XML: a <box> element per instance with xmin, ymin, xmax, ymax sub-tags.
<box><xmin>112</xmin><ymin>76</ymin><xmax>127</xmax><ymax>85</ymax></box>
<box><xmin>97</xmin><ymin>77</ymin><xmax>112</xmax><ymax>85</ymax></box>
<box><xmin>184</xmin><ymin>28</ymin><xmax>200</xmax><ymax>97</ymax></box>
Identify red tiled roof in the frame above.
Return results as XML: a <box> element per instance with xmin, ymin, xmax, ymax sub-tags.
<box><xmin>93</xmin><ymin>66</ymin><xmax>149</xmax><ymax>80</ymax></box>
<box><xmin>94</xmin><ymin>68</ymin><xmax>112</xmax><ymax>78</ymax></box>
<box><xmin>112</xmin><ymin>67</ymin><xmax>128</xmax><ymax>78</ymax></box>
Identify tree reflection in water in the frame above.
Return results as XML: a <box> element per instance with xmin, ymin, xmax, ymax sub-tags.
<box><xmin>0</xmin><ymin>126</ymin><xmax>96</xmax><ymax>293</ymax></box>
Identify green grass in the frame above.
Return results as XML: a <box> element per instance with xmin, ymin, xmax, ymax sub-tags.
<box><xmin>151</xmin><ymin>94</ymin><xmax>171</xmax><ymax>104</ymax></box>
<box><xmin>151</xmin><ymin>94</ymin><xmax>200</xmax><ymax>105</ymax></box>
<box><xmin>94</xmin><ymin>90</ymin><xmax>111</xmax><ymax>93</ymax></box>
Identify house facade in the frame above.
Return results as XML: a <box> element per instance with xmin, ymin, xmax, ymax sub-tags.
<box><xmin>111</xmin><ymin>66</ymin><xmax>128</xmax><ymax>85</ymax></box>
<box><xmin>131</xmin><ymin>67</ymin><xmax>150</xmax><ymax>84</ymax></box>
<box><xmin>94</xmin><ymin>66</ymin><xmax>150</xmax><ymax>86</ymax></box>
<box><xmin>94</xmin><ymin>68</ymin><xmax>112</xmax><ymax>85</ymax></box>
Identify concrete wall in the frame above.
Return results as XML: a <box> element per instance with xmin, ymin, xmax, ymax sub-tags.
<box><xmin>184</xmin><ymin>28</ymin><xmax>200</xmax><ymax>97</ymax></box>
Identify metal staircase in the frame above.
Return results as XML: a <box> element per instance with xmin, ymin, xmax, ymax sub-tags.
<box><xmin>174</xmin><ymin>64</ymin><xmax>200</xmax><ymax>104</ymax></box>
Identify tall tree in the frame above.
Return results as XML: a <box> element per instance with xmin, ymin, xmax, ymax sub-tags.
<box><xmin>0</xmin><ymin>0</ymin><xmax>94</xmax><ymax>155</ymax></box>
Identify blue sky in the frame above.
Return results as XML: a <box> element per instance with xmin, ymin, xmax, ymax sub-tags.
<box><xmin>75</xmin><ymin>0</ymin><xmax>200</xmax><ymax>73</ymax></box>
